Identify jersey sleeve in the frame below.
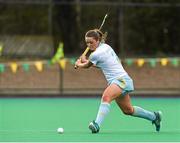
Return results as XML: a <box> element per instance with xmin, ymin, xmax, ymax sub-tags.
<box><xmin>89</xmin><ymin>52</ymin><xmax>99</xmax><ymax>65</ymax></box>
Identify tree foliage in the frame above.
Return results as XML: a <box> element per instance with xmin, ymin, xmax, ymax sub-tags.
<box><xmin>0</xmin><ymin>1</ymin><xmax>180</xmax><ymax>58</ymax></box>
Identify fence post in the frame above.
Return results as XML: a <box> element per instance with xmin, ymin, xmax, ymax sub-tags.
<box><xmin>59</xmin><ymin>66</ymin><xmax>63</xmax><ymax>95</ymax></box>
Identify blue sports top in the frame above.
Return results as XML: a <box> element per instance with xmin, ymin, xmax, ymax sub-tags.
<box><xmin>89</xmin><ymin>43</ymin><xmax>128</xmax><ymax>84</ymax></box>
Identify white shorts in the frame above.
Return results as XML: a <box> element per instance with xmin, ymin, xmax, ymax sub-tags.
<box><xmin>110</xmin><ymin>75</ymin><xmax>134</xmax><ymax>96</ymax></box>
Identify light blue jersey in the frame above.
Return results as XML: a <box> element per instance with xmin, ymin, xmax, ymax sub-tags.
<box><xmin>89</xmin><ymin>43</ymin><xmax>127</xmax><ymax>83</ymax></box>
<box><xmin>89</xmin><ymin>43</ymin><xmax>134</xmax><ymax>95</ymax></box>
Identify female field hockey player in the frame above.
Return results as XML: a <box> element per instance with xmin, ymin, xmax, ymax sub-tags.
<box><xmin>75</xmin><ymin>29</ymin><xmax>162</xmax><ymax>134</ymax></box>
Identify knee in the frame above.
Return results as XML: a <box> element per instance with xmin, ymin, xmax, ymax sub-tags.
<box><xmin>122</xmin><ymin>107</ymin><xmax>134</xmax><ymax>115</ymax></box>
<box><xmin>101</xmin><ymin>95</ymin><xmax>111</xmax><ymax>103</ymax></box>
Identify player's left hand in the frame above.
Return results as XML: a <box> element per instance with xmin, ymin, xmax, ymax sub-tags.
<box><xmin>80</xmin><ymin>55</ymin><xmax>88</xmax><ymax>63</ymax></box>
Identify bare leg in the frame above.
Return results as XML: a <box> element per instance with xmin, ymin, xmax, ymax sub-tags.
<box><xmin>94</xmin><ymin>84</ymin><xmax>122</xmax><ymax>127</ymax></box>
<box><xmin>101</xmin><ymin>83</ymin><xmax>122</xmax><ymax>103</ymax></box>
<box><xmin>115</xmin><ymin>94</ymin><xmax>156</xmax><ymax>121</ymax></box>
<box><xmin>115</xmin><ymin>94</ymin><xmax>134</xmax><ymax>115</ymax></box>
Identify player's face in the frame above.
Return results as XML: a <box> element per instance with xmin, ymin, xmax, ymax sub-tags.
<box><xmin>85</xmin><ymin>37</ymin><xmax>99</xmax><ymax>51</ymax></box>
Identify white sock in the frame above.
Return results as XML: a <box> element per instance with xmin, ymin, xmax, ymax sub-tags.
<box><xmin>132</xmin><ymin>106</ymin><xmax>156</xmax><ymax>121</ymax></box>
<box><xmin>95</xmin><ymin>102</ymin><xmax>110</xmax><ymax>127</ymax></box>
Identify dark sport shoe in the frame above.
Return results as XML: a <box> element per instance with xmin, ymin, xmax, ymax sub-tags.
<box><xmin>152</xmin><ymin>111</ymin><xmax>162</xmax><ymax>132</ymax></box>
<box><xmin>89</xmin><ymin>120</ymin><xmax>100</xmax><ymax>133</ymax></box>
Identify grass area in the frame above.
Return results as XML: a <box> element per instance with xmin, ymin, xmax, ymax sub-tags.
<box><xmin>0</xmin><ymin>97</ymin><xmax>180</xmax><ymax>142</ymax></box>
